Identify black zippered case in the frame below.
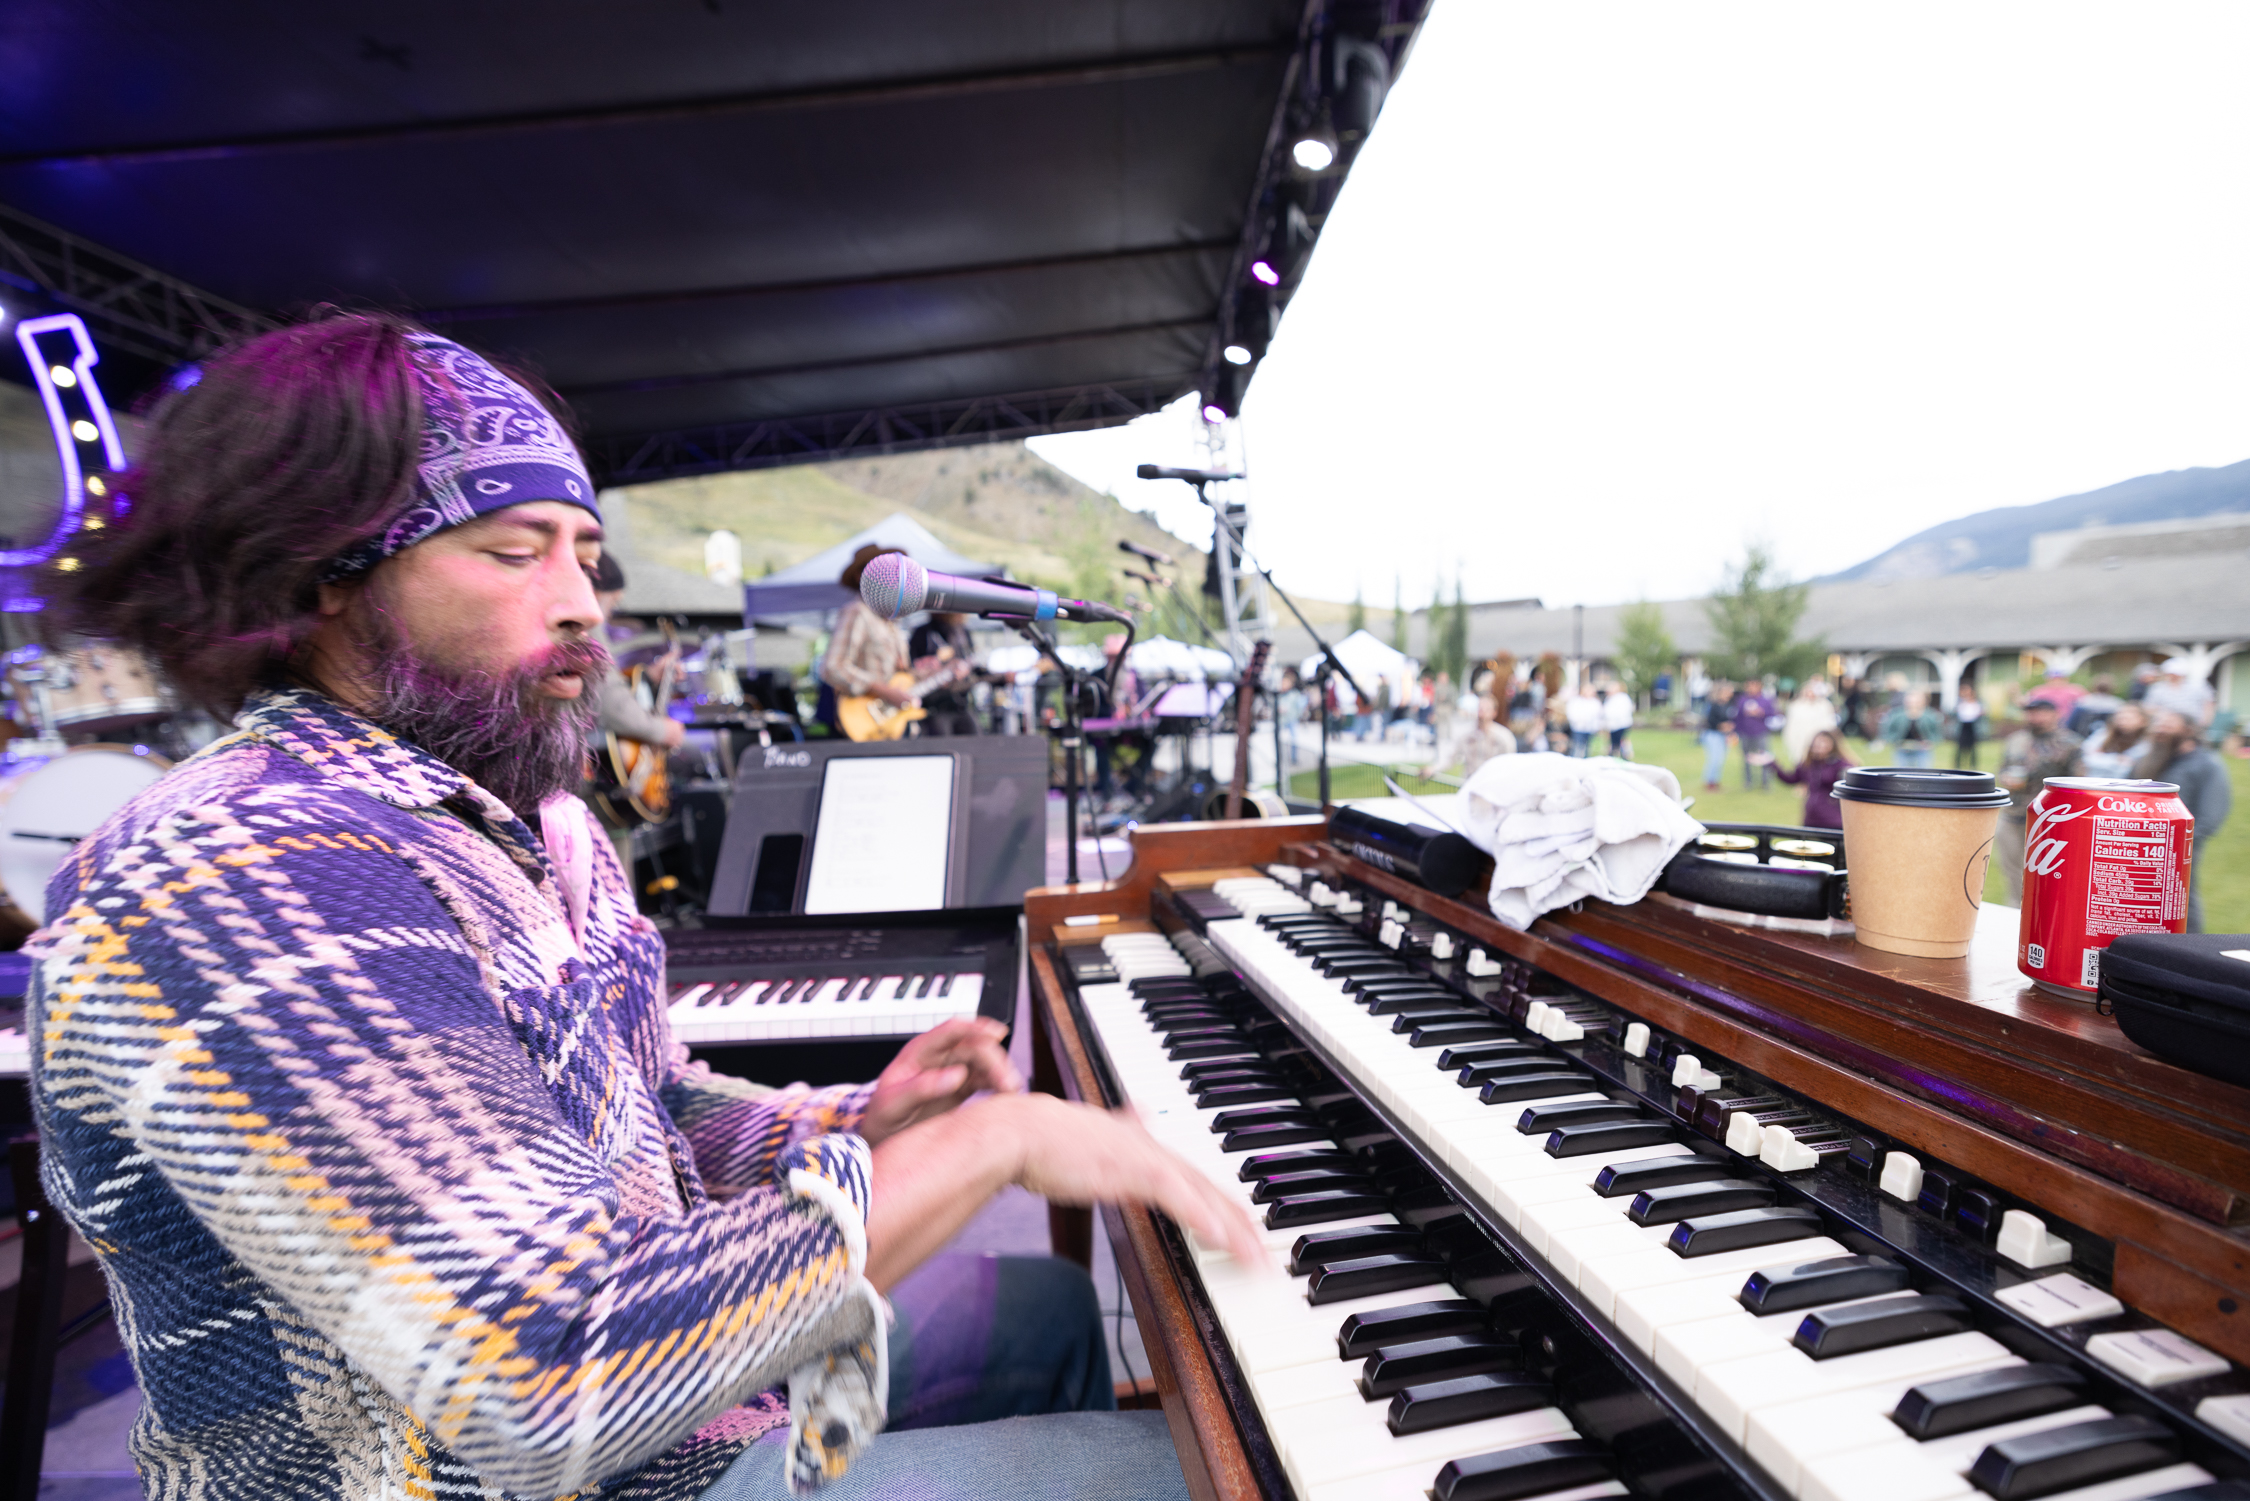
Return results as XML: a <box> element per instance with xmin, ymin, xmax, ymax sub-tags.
<box><xmin>2097</xmin><ymin>932</ymin><xmax>2250</xmax><ymax>1088</ymax></box>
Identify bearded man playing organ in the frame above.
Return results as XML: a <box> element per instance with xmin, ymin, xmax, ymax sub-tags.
<box><xmin>24</xmin><ymin>313</ymin><xmax>1259</xmax><ymax>1501</ymax></box>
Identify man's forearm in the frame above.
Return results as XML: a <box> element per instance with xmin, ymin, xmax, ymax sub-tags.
<box><xmin>864</xmin><ymin>1101</ymin><xmax>1019</xmax><ymax>1291</ymax></box>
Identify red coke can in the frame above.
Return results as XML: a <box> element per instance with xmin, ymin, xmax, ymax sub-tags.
<box><xmin>2018</xmin><ymin>777</ymin><xmax>2193</xmax><ymax>996</ymax></box>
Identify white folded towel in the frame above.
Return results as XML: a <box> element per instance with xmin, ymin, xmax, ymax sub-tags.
<box><xmin>1455</xmin><ymin>753</ymin><xmax>1703</xmax><ymax>929</ymax></box>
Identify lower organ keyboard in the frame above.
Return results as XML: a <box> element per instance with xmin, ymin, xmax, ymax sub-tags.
<box><xmin>665</xmin><ymin>970</ymin><xmax>984</xmax><ymax>1044</ymax></box>
<box><xmin>1064</xmin><ymin>874</ymin><xmax>2242</xmax><ymax>1501</ymax></box>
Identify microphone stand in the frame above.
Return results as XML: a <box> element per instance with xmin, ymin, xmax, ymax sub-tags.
<box><xmin>1009</xmin><ymin>614</ymin><xmax>1133</xmax><ymax>885</ymax></box>
<box><xmin>1180</xmin><ymin>479</ymin><xmax>1366</xmax><ymax>815</ymax></box>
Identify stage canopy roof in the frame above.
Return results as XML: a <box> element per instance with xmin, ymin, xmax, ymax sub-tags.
<box><xmin>0</xmin><ymin>1</ymin><xmax>1427</xmax><ymax>485</ymax></box>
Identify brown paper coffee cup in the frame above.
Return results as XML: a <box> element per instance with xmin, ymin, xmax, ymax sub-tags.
<box><xmin>1839</xmin><ymin>799</ymin><xmax>1999</xmax><ymax>958</ymax></box>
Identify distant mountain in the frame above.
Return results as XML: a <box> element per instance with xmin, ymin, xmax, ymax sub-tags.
<box><xmin>1827</xmin><ymin>457</ymin><xmax>2250</xmax><ymax>582</ymax></box>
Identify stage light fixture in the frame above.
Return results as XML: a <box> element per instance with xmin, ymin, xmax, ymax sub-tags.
<box><xmin>71</xmin><ymin>419</ymin><xmax>98</xmax><ymax>442</ymax></box>
<box><xmin>1202</xmin><ymin>363</ymin><xmax>1246</xmax><ymax>423</ymax></box>
<box><xmin>1223</xmin><ymin>345</ymin><xmax>1252</xmax><ymax>366</ymax></box>
<box><xmin>1291</xmin><ymin>133</ymin><xmax>1337</xmax><ymax>172</ymax></box>
<box><xmin>50</xmin><ymin>364</ymin><xmax>76</xmax><ymax>387</ymax></box>
<box><xmin>1329</xmin><ymin>37</ymin><xmax>1392</xmax><ymax>146</ymax></box>
<box><xmin>1250</xmin><ymin>259</ymin><xmax>1280</xmax><ymax>287</ymax></box>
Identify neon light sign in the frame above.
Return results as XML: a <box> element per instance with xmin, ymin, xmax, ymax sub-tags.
<box><xmin>7</xmin><ymin>312</ymin><xmax>127</xmax><ymax>568</ymax></box>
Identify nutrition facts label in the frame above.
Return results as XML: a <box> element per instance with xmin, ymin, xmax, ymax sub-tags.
<box><xmin>2086</xmin><ymin>817</ymin><xmax>2186</xmax><ymax>934</ymax></box>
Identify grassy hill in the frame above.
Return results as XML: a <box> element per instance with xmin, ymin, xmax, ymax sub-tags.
<box><xmin>1828</xmin><ymin>456</ymin><xmax>2250</xmax><ymax>583</ymax></box>
<box><xmin>607</xmin><ymin>439</ymin><xmax>1360</xmax><ymax>626</ymax></box>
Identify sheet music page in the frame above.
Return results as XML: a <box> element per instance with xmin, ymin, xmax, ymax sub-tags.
<box><xmin>802</xmin><ymin>754</ymin><xmax>956</xmax><ymax>913</ymax></box>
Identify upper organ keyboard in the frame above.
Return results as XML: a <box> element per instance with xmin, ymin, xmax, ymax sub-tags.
<box><xmin>1066</xmin><ymin>873</ymin><xmax>2248</xmax><ymax>1501</ymax></box>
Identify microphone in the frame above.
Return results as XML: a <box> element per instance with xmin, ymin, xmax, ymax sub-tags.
<box><xmin>1136</xmin><ymin>464</ymin><xmax>1244</xmax><ymax>484</ymax></box>
<box><xmin>1122</xmin><ymin>567</ymin><xmax>1166</xmax><ymax>588</ymax></box>
<box><xmin>860</xmin><ymin>553</ymin><xmax>1131</xmax><ymax>624</ymax></box>
<box><xmin>1118</xmin><ymin>538</ymin><xmax>1174</xmax><ymax>566</ymax></box>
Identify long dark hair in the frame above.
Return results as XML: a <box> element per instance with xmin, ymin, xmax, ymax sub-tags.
<box><xmin>41</xmin><ymin>311</ymin><xmax>425</xmax><ymax>716</ymax></box>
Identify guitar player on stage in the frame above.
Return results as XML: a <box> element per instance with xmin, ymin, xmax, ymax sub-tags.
<box><xmin>818</xmin><ymin>543</ymin><xmax>967</xmax><ymax>738</ymax></box>
<box><xmin>816</xmin><ymin>543</ymin><xmax>914</xmax><ymax>733</ymax></box>
<box><xmin>27</xmin><ymin>313</ymin><xmax>1260</xmax><ymax>1501</ymax></box>
<box><xmin>907</xmin><ymin>610</ymin><xmax>981</xmax><ymax>735</ymax></box>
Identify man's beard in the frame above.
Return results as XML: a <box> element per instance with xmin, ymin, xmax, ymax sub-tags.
<box><xmin>353</xmin><ymin>603</ymin><xmax>611</xmax><ymax>821</ymax></box>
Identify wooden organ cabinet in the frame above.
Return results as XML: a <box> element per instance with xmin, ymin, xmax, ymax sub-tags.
<box><xmin>1024</xmin><ymin>817</ymin><xmax>2250</xmax><ymax>1501</ymax></box>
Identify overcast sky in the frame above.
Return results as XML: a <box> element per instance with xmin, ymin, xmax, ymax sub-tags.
<box><xmin>1031</xmin><ymin>1</ymin><xmax>2250</xmax><ymax>613</ymax></box>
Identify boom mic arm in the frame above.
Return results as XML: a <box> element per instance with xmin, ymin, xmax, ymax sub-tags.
<box><xmin>1136</xmin><ymin>464</ymin><xmax>1244</xmax><ymax>484</ymax></box>
<box><xmin>1118</xmin><ymin>538</ymin><xmax>1175</xmax><ymax>566</ymax></box>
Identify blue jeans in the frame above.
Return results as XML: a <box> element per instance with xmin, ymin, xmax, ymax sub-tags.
<box><xmin>701</xmin><ymin>1255</ymin><xmax>1169</xmax><ymax>1499</ymax></box>
<box><xmin>1739</xmin><ymin>736</ymin><xmax>1772</xmax><ymax>789</ymax></box>
<box><xmin>1569</xmin><ymin>731</ymin><xmax>1592</xmax><ymax>757</ymax></box>
<box><xmin>1895</xmin><ymin>745</ymin><xmax>1935</xmax><ymax>768</ymax></box>
<box><xmin>1700</xmin><ymin>730</ymin><xmax>1729</xmax><ymax>785</ymax></box>
<box><xmin>710</xmin><ymin>1412</ymin><xmax>1184</xmax><ymax>1500</ymax></box>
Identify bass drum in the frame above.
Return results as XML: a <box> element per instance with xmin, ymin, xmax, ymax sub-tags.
<box><xmin>0</xmin><ymin>745</ymin><xmax>170</xmax><ymax>926</ymax></box>
<box><xmin>13</xmin><ymin>644</ymin><xmax>170</xmax><ymax>733</ymax></box>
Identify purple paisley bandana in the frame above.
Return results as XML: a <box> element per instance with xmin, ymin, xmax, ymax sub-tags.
<box><xmin>324</xmin><ymin>332</ymin><xmax>598</xmax><ymax>581</ymax></box>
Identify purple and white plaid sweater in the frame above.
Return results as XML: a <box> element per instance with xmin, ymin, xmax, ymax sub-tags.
<box><xmin>28</xmin><ymin>688</ymin><xmax>888</xmax><ymax>1499</ymax></box>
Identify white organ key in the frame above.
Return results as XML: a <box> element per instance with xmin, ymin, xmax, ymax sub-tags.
<box><xmin>1783</xmin><ymin>1404</ymin><xmax>2111</xmax><ymax>1500</ymax></box>
<box><xmin>1696</xmin><ymin>1330</ymin><xmax>2014</xmax><ymax>1443</ymax></box>
<box><xmin>1268</xmin><ymin>1396</ymin><xmax>1577</xmax><ymax>1495</ymax></box>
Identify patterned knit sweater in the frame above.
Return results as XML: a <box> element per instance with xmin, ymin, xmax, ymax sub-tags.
<box><xmin>28</xmin><ymin>688</ymin><xmax>889</xmax><ymax>1500</ymax></box>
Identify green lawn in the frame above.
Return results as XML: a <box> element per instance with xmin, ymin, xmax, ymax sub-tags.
<box><xmin>1293</xmin><ymin>727</ymin><xmax>2249</xmax><ymax>933</ymax></box>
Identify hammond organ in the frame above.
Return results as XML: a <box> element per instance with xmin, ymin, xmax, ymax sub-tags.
<box><xmin>1023</xmin><ymin>817</ymin><xmax>2250</xmax><ymax>1501</ymax></box>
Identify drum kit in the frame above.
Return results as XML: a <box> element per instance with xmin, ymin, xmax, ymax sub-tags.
<box><xmin>0</xmin><ymin>641</ymin><xmax>179</xmax><ymax>928</ymax></box>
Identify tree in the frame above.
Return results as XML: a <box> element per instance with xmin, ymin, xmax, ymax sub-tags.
<box><xmin>1613</xmin><ymin>600</ymin><xmax>1677</xmax><ymax>706</ymax></box>
<box><xmin>1391</xmin><ymin>575</ymin><xmax>1407</xmax><ymax>654</ymax></box>
<box><xmin>1348</xmin><ymin>586</ymin><xmax>1366</xmax><ymax>637</ymax></box>
<box><xmin>1447</xmin><ymin>573</ymin><xmax>1470</xmax><ymax>689</ymax></box>
<box><xmin>1703</xmin><ymin>542</ymin><xmax>1826</xmax><ymax>686</ymax></box>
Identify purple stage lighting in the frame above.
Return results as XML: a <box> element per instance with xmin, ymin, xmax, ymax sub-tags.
<box><xmin>1250</xmin><ymin>259</ymin><xmax>1281</xmax><ymax>287</ymax></box>
<box><xmin>8</xmin><ymin>313</ymin><xmax>127</xmax><ymax>568</ymax></box>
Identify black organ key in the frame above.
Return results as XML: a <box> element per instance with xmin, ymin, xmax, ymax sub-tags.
<box><xmin>1438</xmin><ymin>1041</ymin><xmax>1544</xmax><ymax>1069</ymax></box>
<box><xmin>1459</xmin><ymin>1057</ymin><xmax>1573</xmax><ymax>1088</ymax></box>
<box><xmin>1178</xmin><ymin>1059</ymin><xmax>1276</xmax><ymax>1083</ymax></box>
<box><xmin>1306</xmin><ymin>1252</ymin><xmax>1450</xmax><ymax>1304</ymax></box>
<box><xmin>1220</xmin><ymin>1121</ymin><xmax>1328</xmax><ymax>1152</ymax></box>
<box><xmin>1194</xmin><ymin>1080</ymin><xmax>1297</xmax><ymax>1107</ymax></box>
<box><xmin>1239</xmin><ymin>1147</ymin><xmax>1356</xmax><ymax>1181</ymax></box>
<box><xmin>1264</xmin><ymin>1187</ymin><xmax>1391</xmax><ymax>1227</ymax></box>
<box><xmin>1625</xmin><ymin>1178</ymin><xmax>1776</xmax><ymax>1226</ymax></box>
<box><xmin>1387</xmin><ymin>1005</ymin><xmax>1480</xmax><ymax>1029</ymax></box>
<box><xmin>1474</xmin><ymin>1070</ymin><xmax>1594</xmax><ymax>1103</ymax></box>
<box><xmin>1517</xmin><ymin>1098</ymin><xmax>1644</xmax><ymax>1133</ymax></box>
<box><xmin>1544</xmin><ymin>1120</ymin><xmax>1680</xmax><ymax>1157</ymax></box>
<box><xmin>1336</xmin><ymin>1299</ymin><xmax>1491</xmax><ymax>1358</ymax></box>
<box><xmin>1411</xmin><ymin>1020</ymin><xmax>1514</xmax><ymax>1047</ymax></box>
<box><xmin>1965</xmin><ymin>1415</ymin><xmax>2178</xmax><ymax>1501</ymax></box>
<box><xmin>1169</xmin><ymin>1037</ymin><xmax>1256</xmax><ymax>1060</ymax></box>
<box><xmin>1667</xmin><ymin>1205</ymin><xmax>1824</xmax><ymax>1256</ymax></box>
<box><xmin>1291</xmin><ymin>1224</ymin><xmax>1427</xmax><ymax>1274</ymax></box>
<box><xmin>1890</xmin><ymin>1363</ymin><xmax>2089</xmax><ymax>1441</ymax></box>
<box><xmin>1422</xmin><ymin>1216</ymin><xmax>1499</xmax><ymax>1264</ymax></box>
<box><xmin>1435</xmin><ymin>1438</ymin><xmax>1614</xmax><ymax>1501</ymax></box>
<box><xmin>1391</xmin><ymin>1373</ymin><xmax>1559</xmax><ymax>1436</ymax></box>
<box><xmin>1366</xmin><ymin>992</ymin><xmax>1468</xmax><ymax>1015</ymax></box>
<box><xmin>1319</xmin><ymin>958</ymin><xmax>1412</xmax><ymax>979</ymax></box>
<box><xmin>1737</xmin><ymin>1253</ymin><xmax>1910</xmax><ymax>1314</ymax></box>
<box><xmin>1791</xmin><ymin>1292</ymin><xmax>1973</xmax><ymax>1358</ymax></box>
<box><xmin>1211</xmin><ymin>1105</ymin><xmax>1313</xmax><ymax>1133</ymax></box>
<box><xmin>1250</xmin><ymin>1169</ymin><xmax>1369</xmax><ymax>1203</ymax></box>
<box><xmin>1358</xmin><ymin>1333</ymin><xmax>1520</xmax><ymax>1398</ymax></box>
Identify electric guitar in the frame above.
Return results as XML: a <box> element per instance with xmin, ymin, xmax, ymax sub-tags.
<box><xmin>836</xmin><ymin>653</ymin><xmax>971</xmax><ymax>742</ymax></box>
<box><xmin>596</xmin><ymin>621</ymin><xmax>678</xmax><ymax>824</ymax></box>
